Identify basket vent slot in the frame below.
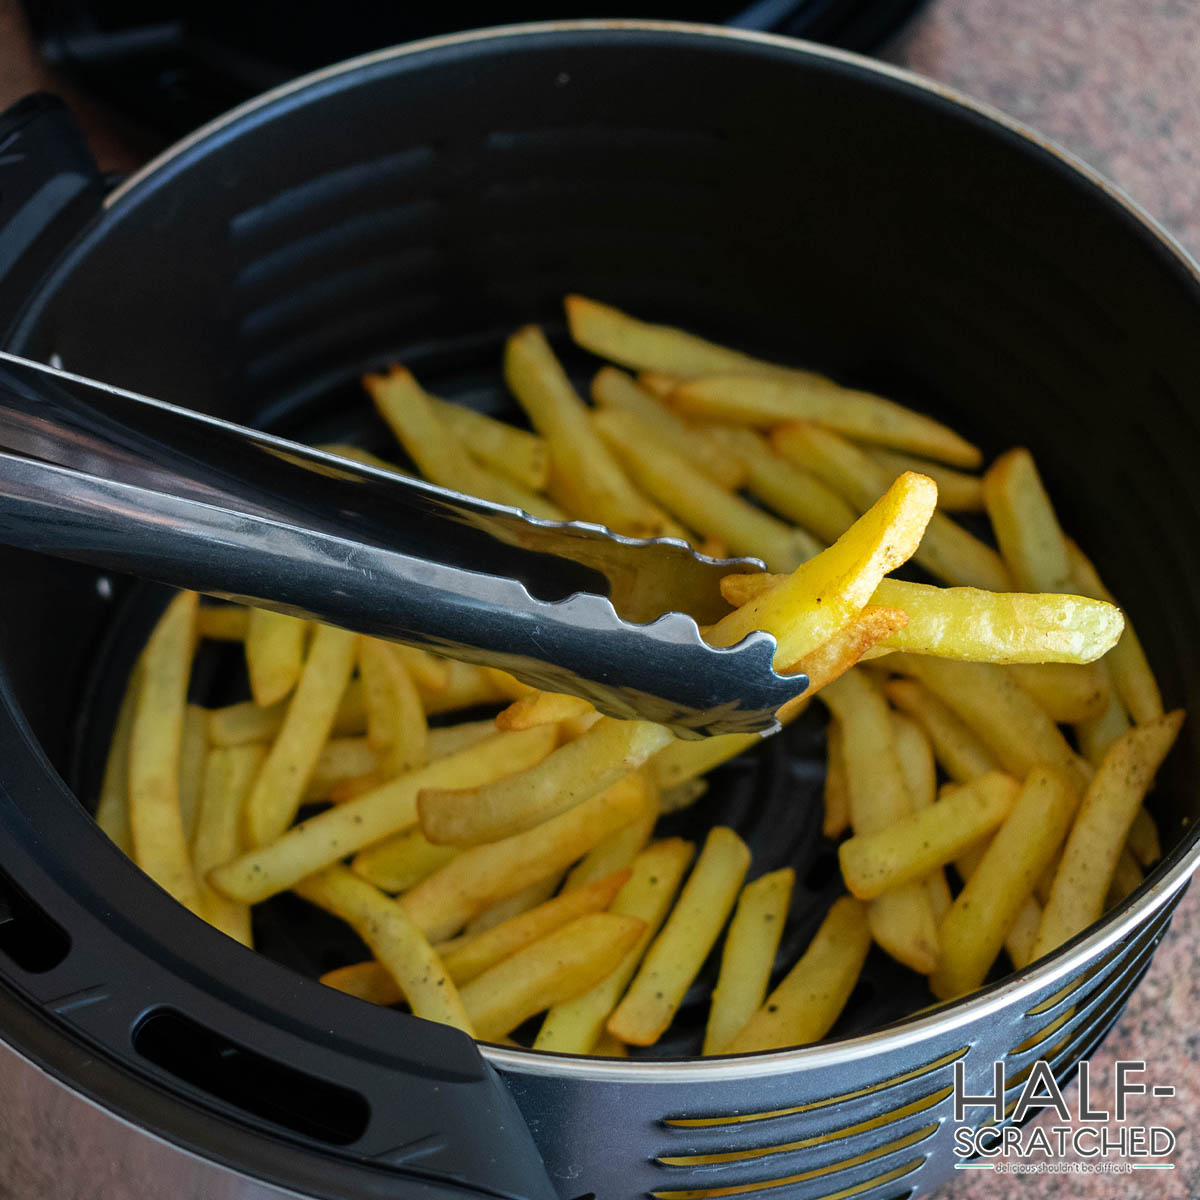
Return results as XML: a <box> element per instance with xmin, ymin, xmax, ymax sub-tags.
<box><xmin>133</xmin><ymin>1008</ymin><xmax>369</xmax><ymax>1145</ymax></box>
<box><xmin>0</xmin><ymin>864</ymin><xmax>70</xmax><ymax>973</ymax></box>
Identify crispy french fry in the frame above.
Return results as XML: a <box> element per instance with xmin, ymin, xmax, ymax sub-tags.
<box><xmin>1033</xmin><ymin>711</ymin><xmax>1184</xmax><ymax>959</ymax></box>
<box><xmin>390</xmin><ymin>645</ymin><xmax>451</xmax><ymax>693</ymax></box>
<box><xmin>1128</xmin><ymin>806</ymin><xmax>1162</xmax><ymax>868</ymax></box>
<box><xmin>1006</xmin><ymin>896</ymin><xmax>1043</xmax><ymax>970</ymax></box>
<box><xmin>419</xmin><ymin>717</ymin><xmax>673</xmax><ymax>845</ymax></box>
<box><xmin>1107</xmin><ymin>848</ymin><xmax>1144</xmax><ymax>908</ymax></box>
<box><xmin>178</xmin><ymin>704</ymin><xmax>209</xmax><ymax>843</ymax></box>
<box><xmin>983</xmin><ymin>448</ymin><xmax>1074</xmax><ymax>594</ymax></box>
<box><xmin>196</xmin><ymin>605</ymin><xmax>249</xmax><ymax>641</ymax></box>
<box><xmin>839</xmin><ymin>772</ymin><xmax>1020</xmax><ymax>900</ymax></box>
<box><xmin>931</xmin><ymin>765</ymin><xmax>1078</xmax><ymax>998</ymax></box>
<box><xmin>865</xmin><ymin>448</ymin><xmax>984</xmax><ymax>512</ymax></box>
<box><xmin>207</xmin><ymin>681</ymin><xmax>367</xmax><ymax>747</ymax></box>
<box><xmin>722</xmin><ymin>897</ymin><xmax>870</xmax><ymax>1053</ymax></box>
<box><xmin>773</xmin><ymin>422</ymin><xmax>1011</xmax><ymax>591</ymax></box>
<box><xmin>245</xmin><ymin>610</ymin><xmax>307</xmax><ymax>707</ymax></box>
<box><xmin>650</xmin><ymin>732</ymin><xmax>759</xmax><ymax>791</ymax></box>
<box><xmin>420</xmin><ymin>660</ymin><xmax>511</xmax><ymax>715</ymax></box>
<box><xmin>427</xmin><ymin>719</ymin><xmax>502</xmax><ymax>759</ymax></box>
<box><xmin>352</xmin><ymin>826</ymin><xmax>459</xmax><ymax>893</ymax></box>
<box><xmin>402</xmin><ymin>772</ymin><xmax>649</xmax><ymax>940</ymax></box>
<box><xmin>95</xmin><ymin>662</ymin><xmax>141</xmax><ymax>855</ymax></box>
<box><xmin>822</xmin><ymin>719</ymin><xmax>850</xmax><ymax>839</ymax></box>
<box><xmin>1008</xmin><ymin>661</ymin><xmax>1110</xmax><ymax>721</ymax></box>
<box><xmin>320</xmin><ymin>960</ymin><xmax>403</xmax><ymax>1006</ymax></box>
<box><xmin>535</xmin><ymin>839</ymin><xmax>694</xmax><ymax>1053</ymax></box>
<box><xmin>565</xmin><ymin>295</ymin><xmax>782</xmax><ymax>379</ymax></box>
<box><xmin>786</xmin><ymin>607</ymin><xmax>909</xmax><ymax>699</ymax></box>
<box><xmin>1066</xmin><ymin>539</ymin><xmax>1164</xmax><ymax>725</ymax></box>
<box><xmin>461</xmin><ymin>912</ymin><xmax>645</xmax><ymax>1041</ymax></box>
<box><xmin>867</xmin><ymin>883</ymin><xmax>940</xmax><ymax>975</ymax></box>
<box><xmin>564</xmin><ymin>773</ymin><xmax>659</xmax><ymax>889</ymax></box>
<box><xmin>705</xmin><ymin>472</ymin><xmax>936</xmax><ymax>667</ymax></box>
<box><xmin>193</xmin><ymin>744</ymin><xmax>264</xmax><ymax>946</ymax></box>
<box><xmin>129</xmin><ymin>591</ymin><xmax>201</xmax><ymax>913</ymax></box>
<box><xmin>892</xmin><ymin>714</ymin><xmax>936</xmax><ymax>812</ymax></box>
<box><xmin>211</xmin><ymin>726</ymin><xmax>556</xmax><ymax>904</ymax></box>
<box><xmin>496</xmin><ymin>689</ymin><xmax>595</xmax><ymax>731</ymax></box>
<box><xmin>671</xmin><ymin>374</ymin><xmax>981</xmax><ymax>468</ymax></box>
<box><xmin>594</xmin><ymin>407</ymin><xmax>818</xmax><ymax>570</ymax></box>
<box><xmin>303</xmin><ymin>737</ymin><xmax>378</xmax><ymax>801</ymax></box>
<box><xmin>607</xmin><ymin>827</ymin><xmax>750</xmax><ymax>1046</ymax></box>
<box><xmin>464</xmin><ymin>871</ymin><xmax>565</xmax><ymax>936</ymax></box>
<box><xmin>295</xmin><ymin>866</ymin><xmax>473</xmax><ymax>1034</ymax></box>
<box><xmin>1076</xmin><ymin>664</ymin><xmax>1132</xmax><ymax>766</ymax></box>
<box><xmin>428</xmin><ymin>395</ymin><xmax>550</xmax><ymax>491</ymax></box>
<box><xmin>592</xmin><ymin>366</ymin><xmax>746</xmax><ymax>490</ymax></box>
<box><xmin>883</xmin><ymin>679</ymin><xmax>999</xmax><ymax>783</ymax></box>
<box><xmin>703</xmin><ymin>868</ymin><xmax>794</xmax><ymax>1054</ymax></box>
<box><xmin>360</xmin><ymin>638</ymin><xmax>427</xmax><ymax>776</ymax></box>
<box><xmin>244</xmin><ymin>624</ymin><xmax>359</xmax><ymax>846</ymax></box>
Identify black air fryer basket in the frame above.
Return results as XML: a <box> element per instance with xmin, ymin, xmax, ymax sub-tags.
<box><xmin>1</xmin><ymin>22</ymin><xmax>1199</xmax><ymax>1200</ymax></box>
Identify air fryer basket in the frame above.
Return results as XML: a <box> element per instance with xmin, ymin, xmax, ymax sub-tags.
<box><xmin>0</xmin><ymin>22</ymin><xmax>1199</xmax><ymax>1200</ymax></box>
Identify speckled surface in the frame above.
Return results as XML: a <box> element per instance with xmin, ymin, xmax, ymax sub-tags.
<box><xmin>0</xmin><ymin>1</ymin><xmax>1197</xmax><ymax>1198</ymax></box>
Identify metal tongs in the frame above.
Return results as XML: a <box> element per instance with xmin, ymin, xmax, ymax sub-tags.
<box><xmin>0</xmin><ymin>352</ymin><xmax>806</xmax><ymax>736</ymax></box>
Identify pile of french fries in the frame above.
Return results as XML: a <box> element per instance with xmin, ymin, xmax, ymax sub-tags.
<box><xmin>93</xmin><ymin>296</ymin><xmax>1182</xmax><ymax>1057</ymax></box>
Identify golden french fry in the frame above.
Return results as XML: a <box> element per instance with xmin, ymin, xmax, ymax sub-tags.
<box><xmin>564</xmin><ymin>295</ymin><xmax>783</xmax><ymax>378</ymax></box>
<box><xmin>593</xmin><ymin>407</ymin><xmax>818</xmax><ymax>570</ymax></box>
<box><xmin>402</xmin><ymin>771</ymin><xmax>649</xmax><ymax>940</ymax></box>
<box><xmin>607</xmin><ymin>826</ymin><xmax>750</xmax><ymax>1046</ymax></box>
<box><xmin>245</xmin><ymin>610</ymin><xmax>307</xmax><ymax>707</ymax></box>
<box><xmin>671</xmin><ymin>374</ymin><xmax>981</xmax><ymax>468</ymax></box>
<box><xmin>592</xmin><ymin>366</ymin><xmax>746</xmax><ymax>490</ymax></box>
<box><xmin>420</xmin><ymin>660</ymin><xmax>511</xmax><ymax>716</ymax></box>
<box><xmin>868</xmin><ymin>883</ymin><xmax>940</xmax><ymax>975</ymax></box>
<box><xmin>1006</xmin><ymin>896</ymin><xmax>1043</xmax><ymax>970</ymax></box>
<box><xmin>196</xmin><ymin>605</ymin><xmax>249</xmax><ymax>641</ymax></box>
<box><xmin>320</xmin><ymin>960</ymin><xmax>403</xmax><ymax>1006</ymax></box>
<box><xmin>786</xmin><ymin>607</ymin><xmax>909</xmax><ymax>699</ymax></box>
<box><xmin>930</xmin><ymin>765</ymin><xmax>1079</xmax><ymax>998</ymax></box>
<box><xmin>352</xmin><ymin>825</ymin><xmax>459</xmax><ymax>893</ymax></box>
<box><xmin>659</xmin><ymin>777</ymin><xmax>708</xmax><ymax>815</ymax></box>
<box><xmin>496</xmin><ymin>689</ymin><xmax>594</xmax><ymax>731</ymax></box>
<box><xmin>1034</xmin><ymin>711</ymin><xmax>1184</xmax><ymax>959</ymax></box>
<box><xmin>295</xmin><ymin>866</ymin><xmax>474</xmax><ymax>1034</ymax></box>
<box><xmin>1066</xmin><ymin>539</ymin><xmax>1164</xmax><ymax>725</ymax></box>
<box><xmin>207</xmin><ymin>681</ymin><xmax>367</xmax><ymax>747</ymax></box>
<box><xmin>706</xmin><ymin>472</ymin><xmax>936</xmax><ymax>666</ymax></box>
<box><xmin>564</xmin><ymin>772</ymin><xmax>659</xmax><ymax>889</ymax></box>
<box><xmin>983</xmin><ymin>448</ymin><xmax>1074</xmax><ymax>593</ymax></box>
<box><xmin>1128</xmin><ymin>806</ymin><xmax>1162</xmax><ymax>868</ymax></box>
<box><xmin>924</xmin><ymin>871</ymin><xmax>954</xmax><ymax>924</ymax></box>
<box><xmin>773</xmin><ymin>422</ymin><xmax>1011</xmax><ymax>591</ymax></box>
<box><xmin>650</xmin><ymin>732</ymin><xmax>759</xmax><ymax>791</ymax></box>
<box><xmin>1076</xmin><ymin>664</ymin><xmax>1132</xmax><ymax>766</ymax></box>
<box><xmin>211</xmin><ymin>726</ymin><xmax>557</xmax><ymax>903</ymax></box>
<box><xmin>193</xmin><ymin>744</ymin><xmax>264</xmax><ymax>946</ymax></box>
<box><xmin>592</xmin><ymin>1032</ymin><xmax>629</xmax><ymax>1058</ymax></box>
<box><xmin>865</xmin><ymin>448</ymin><xmax>984</xmax><ymax>512</ymax></box>
<box><xmin>1107</xmin><ymin>847</ymin><xmax>1144</xmax><ymax>908</ymax></box>
<box><xmin>1008</xmin><ymin>661</ymin><xmax>1110</xmax><ymax>721</ymax></box>
<box><xmin>822</xmin><ymin>719</ymin><xmax>850</xmax><ymax>839</ymax></box>
<box><xmin>703</xmin><ymin>868</ymin><xmax>794</xmax><ymax>1054</ymax></box>
<box><xmin>722</xmin><ymin>897</ymin><xmax>870</xmax><ymax>1053</ymax></box>
<box><xmin>129</xmin><ymin>591</ymin><xmax>201</xmax><ymax>913</ymax></box>
<box><xmin>892</xmin><ymin>713</ymin><xmax>936</xmax><ymax>812</ymax></box>
<box><xmin>303</xmin><ymin>737</ymin><xmax>378</xmax><ymax>801</ymax></box>
<box><xmin>419</xmin><ymin>717</ymin><xmax>673</xmax><ymax>846</ymax></box>
<box><xmin>427</xmin><ymin>718</ymin><xmax>502</xmax><ymax>759</ymax></box>
<box><xmin>839</xmin><ymin>772</ymin><xmax>1020</xmax><ymax>900</ymax></box>
<box><xmin>462</xmin><ymin>912</ymin><xmax>645</xmax><ymax>1041</ymax></box>
<box><xmin>535</xmin><ymin>839</ymin><xmax>694</xmax><ymax>1053</ymax></box>
<box><xmin>360</xmin><ymin>637</ymin><xmax>428</xmax><ymax>776</ymax></box>
<box><xmin>95</xmin><ymin>662</ymin><xmax>141</xmax><ymax>855</ymax></box>
<box><xmin>244</xmin><ymin>624</ymin><xmax>359</xmax><ymax>846</ymax></box>
<box><xmin>884</xmin><ymin>678</ymin><xmax>999</xmax><ymax>783</ymax></box>
<box><xmin>178</xmin><ymin>704</ymin><xmax>209</xmax><ymax>844</ymax></box>
<box><xmin>464</xmin><ymin>871</ymin><xmax>565</xmax><ymax>936</ymax></box>
<box><xmin>389</xmin><ymin>645</ymin><xmax>451</xmax><ymax>693</ymax></box>
<box><xmin>428</xmin><ymin>395</ymin><xmax>550</xmax><ymax>491</ymax></box>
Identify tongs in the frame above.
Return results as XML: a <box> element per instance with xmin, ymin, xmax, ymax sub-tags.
<box><xmin>0</xmin><ymin>351</ymin><xmax>806</xmax><ymax>736</ymax></box>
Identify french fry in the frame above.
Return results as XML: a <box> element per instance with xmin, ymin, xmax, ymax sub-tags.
<box><xmin>721</xmin><ymin>897</ymin><xmax>870</xmax><ymax>1053</ymax></box>
<box><xmin>208</xmin><ymin>680</ymin><xmax>366</xmax><ymax>748</ymax></box>
<box><xmin>773</xmin><ymin>422</ymin><xmax>1011</xmax><ymax>591</ymax></box>
<box><xmin>210</xmin><ymin>726</ymin><xmax>557</xmax><ymax>903</ymax></box>
<box><xmin>671</xmin><ymin>374</ymin><xmax>982</xmax><ymax>468</ymax></box>
<box><xmin>659</xmin><ymin>777</ymin><xmax>708</xmax><ymax>815</ymax></box>
<box><xmin>705</xmin><ymin>471</ymin><xmax>936</xmax><ymax>666</ymax></box>
<box><xmin>930</xmin><ymin>765</ymin><xmax>1078</xmax><ymax>998</ymax></box>
<box><xmin>591</xmin><ymin>366</ymin><xmax>746</xmax><ymax>490</ymax></box>
<box><xmin>1128</xmin><ymin>806</ymin><xmax>1162</xmax><ymax>868</ymax></box>
<box><xmin>95</xmin><ymin>663</ymin><xmax>140</xmax><ymax>855</ymax></box>
<box><xmin>838</xmin><ymin>772</ymin><xmax>1020</xmax><ymax>900</ymax></box>
<box><xmin>295</xmin><ymin>866</ymin><xmax>474</xmax><ymax>1034</ymax></box>
<box><xmin>317</xmin><ymin>443</ymin><xmax>410</xmax><ymax>474</ymax></box>
<box><xmin>129</xmin><ymin>591</ymin><xmax>201</xmax><ymax>913</ymax></box>
<box><xmin>1076</xmin><ymin>665</ymin><xmax>1132</xmax><ymax>765</ymax></box>
<box><xmin>892</xmin><ymin>714</ymin><xmax>936</xmax><ymax>812</ymax></box>
<box><xmin>303</xmin><ymin>737</ymin><xmax>378</xmax><ymax>801</ymax></box>
<box><xmin>786</xmin><ymin>607</ymin><xmax>909</xmax><ymax>699</ymax></box>
<box><xmin>535</xmin><ymin>839</ymin><xmax>694</xmax><ymax>1053</ymax></box>
<box><xmin>1008</xmin><ymin>661</ymin><xmax>1110</xmax><ymax>721</ymax></box>
<box><xmin>1033</xmin><ymin>711</ymin><xmax>1184</xmax><ymax>959</ymax></box>
<box><xmin>420</xmin><ymin>660</ymin><xmax>511</xmax><ymax>715</ymax></box>
<box><xmin>706</xmin><ymin>426</ymin><xmax>856</xmax><ymax>544</ymax></box>
<box><xmin>352</xmin><ymin>826</ymin><xmax>459</xmax><ymax>893</ymax></box>
<box><xmin>359</xmin><ymin>637</ymin><xmax>427</xmax><ymax>775</ymax></box>
<box><xmin>983</xmin><ymin>448</ymin><xmax>1074</xmax><ymax>594</ymax></box>
<box><xmin>1006</xmin><ymin>896</ymin><xmax>1043</xmax><ymax>970</ymax></box>
<box><xmin>593</xmin><ymin>407</ymin><xmax>819</xmax><ymax>570</ymax></box>
<box><xmin>464</xmin><ymin>871</ymin><xmax>565</xmax><ymax>936</ymax></box>
<box><xmin>320</xmin><ymin>960</ymin><xmax>403</xmax><ymax>1006</ymax></box>
<box><xmin>593</xmin><ymin>1032</ymin><xmax>629</xmax><ymax>1057</ymax></box>
<box><xmin>703</xmin><ymin>868</ymin><xmax>794</xmax><ymax>1054</ymax></box>
<box><xmin>196</xmin><ymin>604</ymin><xmax>249</xmax><ymax>641</ymax></box>
<box><xmin>650</xmin><ymin>732</ymin><xmax>759</xmax><ymax>791</ymax></box>
<box><xmin>496</xmin><ymin>689</ymin><xmax>594</xmax><ymax>731</ymax></box>
<box><xmin>564</xmin><ymin>773</ymin><xmax>659</xmax><ymax>889</ymax></box>
<box><xmin>193</xmin><ymin>744</ymin><xmax>264</xmax><ymax>946</ymax></box>
<box><xmin>178</xmin><ymin>704</ymin><xmax>209</xmax><ymax>843</ymax></box>
<box><xmin>1066</xmin><ymin>539</ymin><xmax>1164</xmax><ymax>725</ymax></box>
<box><xmin>1107</xmin><ymin>848</ymin><xmax>1144</xmax><ymax>908</ymax></box>
<box><xmin>401</xmin><ymin>772</ymin><xmax>649</xmax><ymax>940</ymax></box>
<box><xmin>428</xmin><ymin>395</ymin><xmax>550</xmax><ymax>491</ymax></box>
<box><xmin>427</xmin><ymin>719</ymin><xmax>502</xmax><ymax>759</ymax></box>
<box><xmin>244</xmin><ymin>624</ymin><xmax>359</xmax><ymax>846</ymax></box>
<box><xmin>883</xmin><ymin>679</ymin><xmax>999</xmax><ymax>783</ymax></box>
<box><xmin>564</xmin><ymin>295</ymin><xmax>783</xmax><ymax>379</ymax></box>
<box><xmin>865</xmin><ymin>448</ymin><xmax>984</xmax><ymax>512</ymax></box>
<box><xmin>245</xmin><ymin>610</ymin><xmax>307</xmax><ymax>707</ymax></box>
<box><xmin>461</xmin><ymin>912</ymin><xmax>645</xmax><ymax>1042</ymax></box>
<box><xmin>607</xmin><ymin>827</ymin><xmax>750</xmax><ymax>1046</ymax></box>
<box><xmin>419</xmin><ymin>717</ymin><xmax>673</xmax><ymax>846</ymax></box>
<box><xmin>822</xmin><ymin>719</ymin><xmax>850</xmax><ymax>839</ymax></box>
<box><xmin>505</xmin><ymin>325</ymin><xmax>683</xmax><ymax>538</ymax></box>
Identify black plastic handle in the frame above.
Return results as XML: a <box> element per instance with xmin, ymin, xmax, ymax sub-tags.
<box><xmin>0</xmin><ymin>93</ymin><xmax>106</xmax><ymax>340</ymax></box>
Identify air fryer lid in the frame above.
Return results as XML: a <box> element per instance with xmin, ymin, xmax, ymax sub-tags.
<box><xmin>1</xmin><ymin>21</ymin><xmax>1200</xmax><ymax>1200</ymax></box>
